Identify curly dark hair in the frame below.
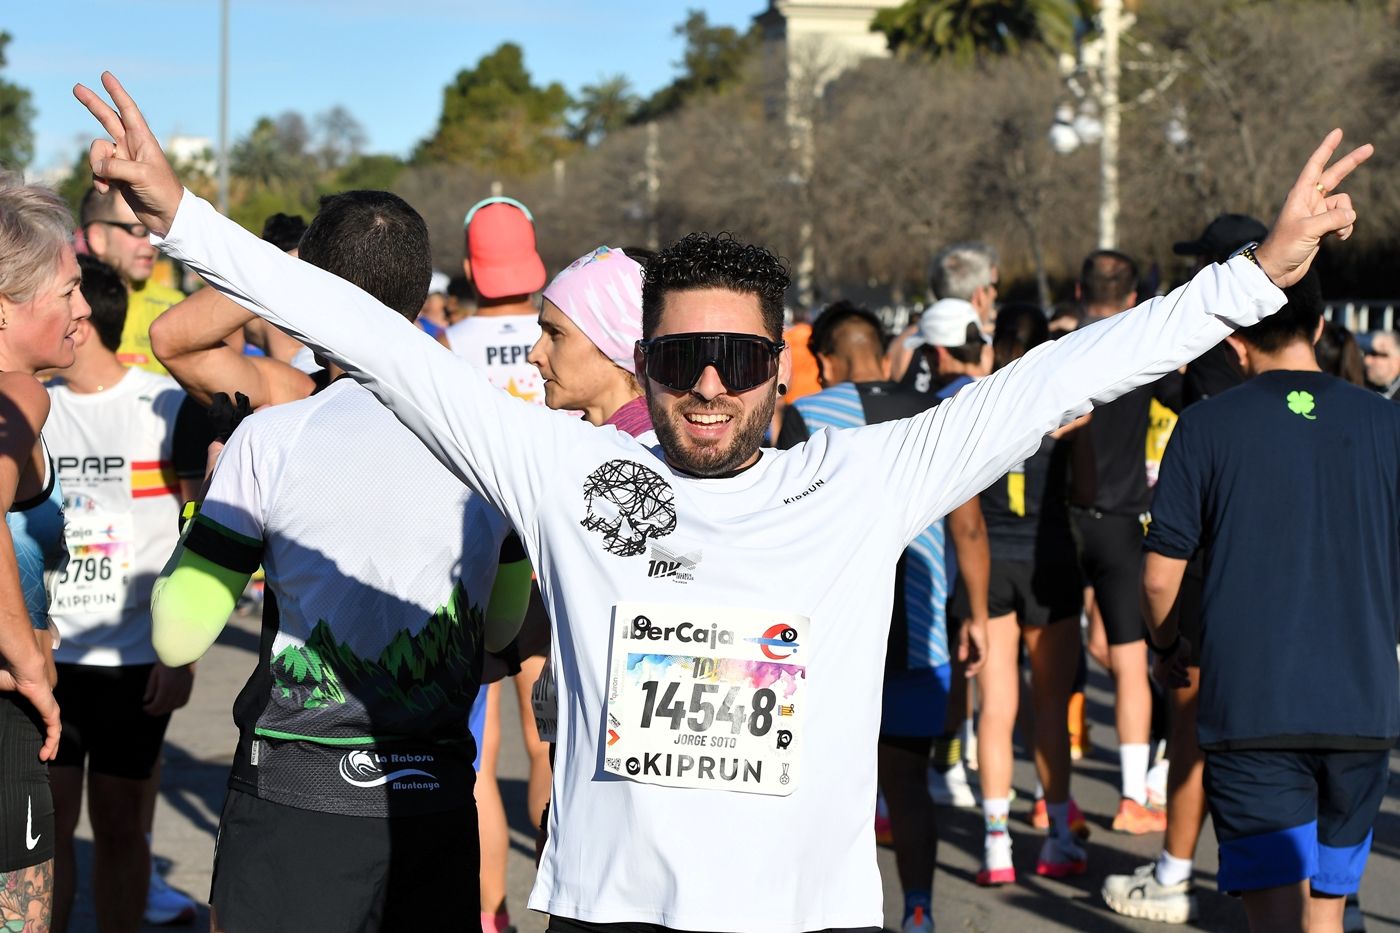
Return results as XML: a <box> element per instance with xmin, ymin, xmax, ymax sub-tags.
<box><xmin>641</xmin><ymin>232</ymin><xmax>790</xmax><ymax>340</ymax></box>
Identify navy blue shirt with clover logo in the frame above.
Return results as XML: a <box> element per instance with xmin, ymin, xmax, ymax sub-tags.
<box><xmin>1147</xmin><ymin>369</ymin><xmax>1400</xmax><ymax>750</ymax></box>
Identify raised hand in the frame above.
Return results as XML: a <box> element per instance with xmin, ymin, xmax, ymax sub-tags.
<box><xmin>73</xmin><ymin>72</ymin><xmax>183</xmax><ymax>236</ymax></box>
<box><xmin>1255</xmin><ymin>129</ymin><xmax>1373</xmax><ymax>288</ymax></box>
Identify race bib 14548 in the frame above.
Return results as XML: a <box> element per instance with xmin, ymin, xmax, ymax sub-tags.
<box><xmin>604</xmin><ymin>601</ymin><xmax>807</xmax><ymax>796</ymax></box>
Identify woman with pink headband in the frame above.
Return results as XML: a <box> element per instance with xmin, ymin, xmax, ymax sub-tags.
<box><xmin>527</xmin><ymin>245</ymin><xmax>652</xmax><ymax>437</ymax></box>
<box><xmin>526</xmin><ymin>245</ymin><xmax>653</xmax><ymax>866</ymax></box>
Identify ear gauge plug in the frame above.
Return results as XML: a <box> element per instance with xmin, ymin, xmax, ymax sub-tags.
<box><xmin>778</xmin><ymin>383</ymin><xmax>788</xmax><ymax>395</ymax></box>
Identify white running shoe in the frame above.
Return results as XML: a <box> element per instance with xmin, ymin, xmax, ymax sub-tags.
<box><xmin>928</xmin><ymin>761</ymin><xmax>978</xmax><ymax>808</ymax></box>
<box><xmin>146</xmin><ymin>870</ymin><xmax>198</xmax><ymax>926</ymax></box>
<box><xmin>1146</xmin><ymin>758</ymin><xmax>1170</xmax><ymax>809</ymax></box>
<box><xmin>977</xmin><ymin>831</ymin><xmax>1016</xmax><ymax>886</ymax></box>
<box><xmin>1102</xmin><ymin>863</ymin><xmax>1198</xmax><ymax>924</ymax></box>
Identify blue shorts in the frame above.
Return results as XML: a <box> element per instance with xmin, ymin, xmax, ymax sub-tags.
<box><xmin>879</xmin><ymin>664</ymin><xmax>951</xmax><ymax>740</ymax></box>
<box><xmin>468</xmin><ymin>684</ymin><xmax>489</xmax><ymax>772</ymax></box>
<box><xmin>1204</xmin><ymin>748</ymin><xmax>1389</xmax><ymax>895</ymax></box>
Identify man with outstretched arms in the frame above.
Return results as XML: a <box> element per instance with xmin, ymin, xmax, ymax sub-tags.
<box><xmin>78</xmin><ymin>72</ymin><xmax>1368</xmax><ymax>933</ymax></box>
<box><xmin>142</xmin><ymin>188</ymin><xmax>527</xmax><ymax>932</ymax></box>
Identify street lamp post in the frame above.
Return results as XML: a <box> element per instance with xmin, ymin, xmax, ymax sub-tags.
<box><xmin>1098</xmin><ymin>0</ymin><xmax>1122</xmax><ymax>250</ymax></box>
<box><xmin>218</xmin><ymin>0</ymin><xmax>229</xmax><ymax>215</ymax></box>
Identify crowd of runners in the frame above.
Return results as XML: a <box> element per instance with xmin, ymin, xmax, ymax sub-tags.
<box><xmin>0</xmin><ymin>69</ymin><xmax>1392</xmax><ymax>933</ymax></box>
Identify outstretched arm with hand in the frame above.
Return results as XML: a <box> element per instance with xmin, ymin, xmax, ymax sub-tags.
<box><xmin>75</xmin><ymin>73</ymin><xmax>584</xmax><ymax>536</ymax></box>
<box><xmin>876</xmin><ymin>128</ymin><xmax>1372</xmax><ymax>538</ymax></box>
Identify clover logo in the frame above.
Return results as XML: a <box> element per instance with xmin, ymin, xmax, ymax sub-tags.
<box><xmin>1287</xmin><ymin>390</ymin><xmax>1317</xmax><ymax>420</ymax></box>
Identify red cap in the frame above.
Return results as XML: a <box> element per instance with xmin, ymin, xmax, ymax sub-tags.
<box><xmin>466</xmin><ymin>199</ymin><xmax>546</xmax><ymax>299</ymax></box>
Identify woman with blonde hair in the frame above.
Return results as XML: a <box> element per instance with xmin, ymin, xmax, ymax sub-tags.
<box><xmin>0</xmin><ymin>171</ymin><xmax>90</xmax><ymax>930</ymax></box>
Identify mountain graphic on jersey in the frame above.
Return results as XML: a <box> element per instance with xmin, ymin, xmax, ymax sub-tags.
<box><xmin>265</xmin><ymin>582</ymin><xmax>484</xmax><ymax>742</ymax></box>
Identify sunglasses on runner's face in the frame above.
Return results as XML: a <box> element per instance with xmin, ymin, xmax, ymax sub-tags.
<box><xmin>90</xmin><ymin>220</ymin><xmax>150</xmax><ymax>238</ymax></box>
<box><xmin>638</xmin><ymin>333</ymin><xmax>786</xmax><ymax>393</ymax></box>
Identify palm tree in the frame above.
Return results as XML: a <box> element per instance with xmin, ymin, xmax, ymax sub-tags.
<box><xmin>572</xmin><ymin>75</ymin><xmax>638</xmax><ymax>146</ymax></box>
<box><xmin>872</xmin><ymin>0</ymin><xmax>1089</xmax><ymax>64</ymax></box>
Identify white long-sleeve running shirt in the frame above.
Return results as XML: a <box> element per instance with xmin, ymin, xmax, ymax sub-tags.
<box><xmin>155</xmin><ymin>191</ymin><xmax>1284</xmax><ymax>932</ymax></box>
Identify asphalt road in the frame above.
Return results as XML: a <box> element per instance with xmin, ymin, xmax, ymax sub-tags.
<box><xmin>64</xmin><ymin>609</ymin><xmax>1400</xmax><ymax>932</ymax></box>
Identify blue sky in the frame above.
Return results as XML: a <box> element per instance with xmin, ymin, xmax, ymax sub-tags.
<box><xmin>9</xmin><ymin>0</ymin><xmax>763</xmax><ymax>174</ymax></box>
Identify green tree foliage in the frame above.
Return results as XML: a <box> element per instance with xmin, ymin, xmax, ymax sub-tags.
<box><xmin>231</xmin><ymin>113</ymin><xmax>315</xmax><ymax>189</ymax></box>
<box><xmin>632</xmin><ymin>11</ymin><xmax>759</xmax><ymax>123</ymax></box>
<box><xmin>871</xmin><ymin>0</ymin><xmax>1087</xmax><ymax>63</ymax></box>
<box><xmin>333</xmin><ymin>154</ymin><xmax>406</xmax><ymax>192</ymax></box>
<box><xmin>414</xmin><ymin>42</ymin><xmax>574</xmax><ymax>174</ymax></box>
<box><xmin>57</xmin><ymin>151</ymin><xmax>93</xmax><ymax>217</ymax></box>
<box><xmin>572</xmin><ymin>75</ymin><xmax>639</xmax><ymax>145</ymax></box>
<box><xmin>0</xmin><ymin>33</ymin><xmax>36</xmax><ymax>170</ymax></box>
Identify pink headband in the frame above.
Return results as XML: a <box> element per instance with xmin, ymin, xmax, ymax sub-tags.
<box><xmin>542</xmin><ymin>246</ymin><xmax>644</xmax><ymax>374</ymax></box>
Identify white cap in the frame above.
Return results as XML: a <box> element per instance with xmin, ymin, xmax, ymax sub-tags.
<box><xmin>428</xmin><ymin>270</ymin><xmax>450</xmax><ymax>296</ymax></box>
<box><xmin>905</xmin><ymin>298</ymin><xmax>988</xmax><ymax>350</ymax></box>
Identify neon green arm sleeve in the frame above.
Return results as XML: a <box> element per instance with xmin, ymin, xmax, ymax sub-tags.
<box><xmin>151</xmin><ymin>529</ymin><xmax>253</xmax><ymax>667</ymax></box>
<box><xmin>483</xmin><ymin>534</ymin><xmax>532</xmax><ymax>654</ymax></box>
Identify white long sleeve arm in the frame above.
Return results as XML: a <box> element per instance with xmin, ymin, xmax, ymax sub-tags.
<box><xmin>154</xmin><ymin>191</ymin><xmax>593</xmax><ymax>532</ymax></box>
<box><xmin>871</xmin><ymin>256</ymin><xmax>1284</xmax><ymax>543</ymax></box>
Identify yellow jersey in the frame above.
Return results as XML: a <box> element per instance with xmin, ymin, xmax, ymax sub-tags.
<box><xmin>117</xmin><ymin>280</ymin><xmax>185</xmax><ymax>375</ymax></box>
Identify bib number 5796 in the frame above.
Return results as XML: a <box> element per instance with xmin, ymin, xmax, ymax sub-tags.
<box><xmin>637</xmin><ymin>681</ymin><xmax>776</xmax><ymax>736</ymax></box>
<box><xmin>58</xmin><ymin>555</ymin><xmax>112</xmax><ymax>584</ymax></box>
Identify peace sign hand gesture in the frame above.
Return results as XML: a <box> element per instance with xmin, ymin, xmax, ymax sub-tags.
<box><xmin>1254</xmin><ymin>129</ymin><xmax>1373</xmax><ymax>289</ymax></box>
<box><xmin>73</xmin><ymin>72</ymin><xmax>183</xmax><ymax>237</ymax></box>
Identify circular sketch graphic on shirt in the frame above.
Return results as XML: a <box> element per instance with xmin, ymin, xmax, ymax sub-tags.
<box><xmin>580</xmin><ymin>460</ymin><xmax>677</xmax><ymax>558</ymax></box>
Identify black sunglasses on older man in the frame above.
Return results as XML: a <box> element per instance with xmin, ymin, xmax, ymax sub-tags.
<box><xmin>638</xmin><ymin>333</ymin><xmax>785</xmax><ymax>393</ymax></box>
<box><xmin>89</xmin><ymin>219</ymin><xmax>151</xmax><ymax>238</ymax></box>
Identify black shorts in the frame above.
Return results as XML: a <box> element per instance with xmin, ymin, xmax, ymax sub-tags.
<box><xmin>52</xmin><ymin>663</ymin><xmax>171</xmax><ymax>780</ymax></box>
<box><xmin>1072</xmin><ymin>508</ymin><xmax>1146</xmax><ymax>645</ymax></box>
<box><xmin>0</xmin><ymin>693</ymin><xmax>53</xmax><ymax>871</ymax></box>
<box><xmin>987</xmin><ymin>557</ymin><xmax>1082</xmax><ymax>628</ymax></box>
<box><xmin>548</xmin><ymin>919</ymin><xmax>879</xmax><ymax>933</ymax></box>
<box><xmin>1204</xmin><ymin>748</ymin><xmax>1389</xmax><ymax>896</ymax></box>
<box><xmin>211</xmin><ymin>788</ymin><xmax>478</xmax><ymax>932</ymax></box>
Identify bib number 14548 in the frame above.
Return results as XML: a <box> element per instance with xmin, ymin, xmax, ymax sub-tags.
<box><xmin>604</xmin><ymin>602</ymin><xmax>807</xmax><ymax>796</ymax></box>
<box><xmin>637</xmin><ymin>681</ymin><xmax>777</xmax><ymax>737</ymax></box>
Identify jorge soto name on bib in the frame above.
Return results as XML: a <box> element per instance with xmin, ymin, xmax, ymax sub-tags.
<box><xmin>625</xmin><ymin>615</ymin><xmax>735</xmax><ymax>646</ymax></box>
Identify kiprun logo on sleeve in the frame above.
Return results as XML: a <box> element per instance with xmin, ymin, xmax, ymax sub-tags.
<box><xmin>1287</xmin><ymin>390</ymin><xmax>1318</xmax><ymax>420</ymax></box>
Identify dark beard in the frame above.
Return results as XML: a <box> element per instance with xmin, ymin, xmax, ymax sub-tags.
<box><xmin>648</xmin><ymin>387</ymin><xmax>777</xmax><ymax>478</ymax></box>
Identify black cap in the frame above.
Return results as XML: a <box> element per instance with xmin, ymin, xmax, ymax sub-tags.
<box><xmin>1173</xmin><ymin>213</ymin><xmax>1269</xmax><ymax>264</ymax></box>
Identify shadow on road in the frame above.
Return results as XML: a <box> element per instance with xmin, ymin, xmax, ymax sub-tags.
<box><xmin>159</xmin><ymin>739</ymin><xmax>232</xmax><ymax>839</ymax></box>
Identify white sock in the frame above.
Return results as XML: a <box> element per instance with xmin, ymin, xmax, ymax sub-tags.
<box><xmin>1120</xmin><ymin>743</ymin><xmax>1150</xmax><ymax>804</ymax></box>
<box><xmin>1046</xmin><ymin>801</ymin><xmax>1071</xmax><ymax>841</ymax></box>
<box><xmin>1033</xmin><ymin>778</ymin><xmax>1044</xmax><ymax>801</ymax></box>
<box><xmin>983</xmin><ymin>797</ymin><xmax>1010</xmax><ymax>838</ymax></box>
<box><xmin>1155</xmin><ymin>851</ymin><xmax>1193</xmax><ymax>886</ymax></box>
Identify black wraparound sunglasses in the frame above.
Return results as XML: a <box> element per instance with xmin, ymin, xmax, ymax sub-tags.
<box><xmin>637</xmin><ymin>332</ymin><xmax>785</xmax><ymax>393</ymax></box>
<box><xmin>89</xmin><ymin>219</ymin><xmax>151</xmax><ymax>238</ymax></box>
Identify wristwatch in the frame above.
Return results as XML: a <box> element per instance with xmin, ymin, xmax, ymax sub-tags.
<box><xmin>1229</xmin><ymin>241</ymin><xmax>1262</xmax><ymax>268</ymax></box>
